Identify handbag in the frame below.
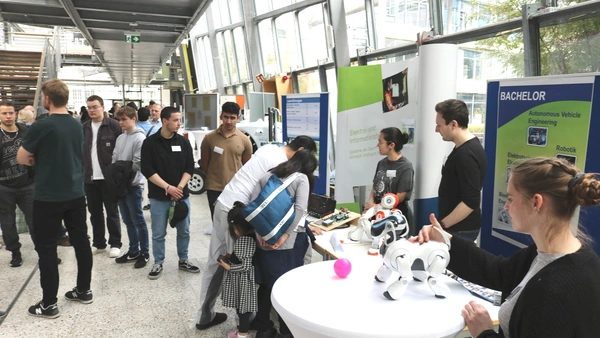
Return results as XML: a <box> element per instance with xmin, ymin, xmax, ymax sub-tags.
<box><xmin>242</xmin><ymin>172</ymin><xmax>301</xmax><ymax>245</ymax></box>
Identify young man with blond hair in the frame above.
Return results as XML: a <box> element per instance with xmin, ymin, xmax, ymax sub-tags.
<box><xmin>17</xmin><ymin>79</ymin><xmax>93</xmax><ymax>318</ymax></box>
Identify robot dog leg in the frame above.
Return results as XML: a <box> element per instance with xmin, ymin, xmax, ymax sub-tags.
<box><xmin>426</xmin><ymin>253</ymin><xmax>450</xmax><ymax>299</ymax></box>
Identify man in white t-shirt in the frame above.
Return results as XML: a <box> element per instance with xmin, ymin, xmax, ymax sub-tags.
<box><xmin>195</xmin><ymin>136</ymin><xmax>317</xmax><ymax>331</ymax></box>
<box><xmin>82</xmin><ymin>95</ymin><xmax>123</xmax><ymax>258</ymax></box>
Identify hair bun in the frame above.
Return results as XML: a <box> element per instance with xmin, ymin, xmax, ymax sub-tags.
<box><xmin>572</xmin><ymin>174</ymin><xmax>600</xmax><ymax>206</ymax></box>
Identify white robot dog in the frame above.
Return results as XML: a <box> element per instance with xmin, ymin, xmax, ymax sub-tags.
<box><xmin>350</xmin><ymin>193</ymin><xmax>451</xmax><ymax>300</ymax></box>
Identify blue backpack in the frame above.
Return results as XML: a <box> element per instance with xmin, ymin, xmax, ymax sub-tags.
<box><xmin>242</xmin><ymin>173</ymin><xmax>301</xmax><ymax>245</ymax></box>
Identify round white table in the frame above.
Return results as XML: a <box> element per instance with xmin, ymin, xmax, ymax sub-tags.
<box><xmin>272</xmin><ymin>256</ymin><xmax>476</xmax><ymax>338</ymax></box>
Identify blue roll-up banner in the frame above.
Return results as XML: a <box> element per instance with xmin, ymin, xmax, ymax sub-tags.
<box><xmin>482</xmin><ymin>74</ymin><xmax>600</xmax><ymax>256</ymax></box>
<box><xmin>282</xmin><ymin>93</ymin><xmax>330</xmax><ymax>196</ymax></box>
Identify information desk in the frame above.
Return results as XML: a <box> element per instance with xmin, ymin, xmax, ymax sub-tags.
<box><xmin>272</xmin><ymin>256</ymin><xmax>497</xmax><ymax>338</ymax></box>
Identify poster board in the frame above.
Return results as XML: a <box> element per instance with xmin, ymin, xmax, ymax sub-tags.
<box><xmin>482</xmin><ymin>74</ymin><xmax>600</xmax><ymax>256</ymax></box>
<box><xmin>248</xmin><ymin>92</ymin><xmax>276</xmax><ymax>122</ymax></box>
<box><xmin>184</xmin><ymin>93</ymin><xmax>218</xmax><ymax>130</ymax></box>
<box><xmin>282</xmin><ymin>93</ymin><xmax>329</xmax><ymax>196</ymax></box>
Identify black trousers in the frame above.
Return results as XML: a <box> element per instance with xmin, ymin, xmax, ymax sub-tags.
<box><xmin>32</xmin><ymin>197</ymin><xmax>93</xmax><ymax>305</ymax></box>
<box><xmin>0</xmin><ymin>183</ymin><xmax>35</xmax><ymax>252</ymax></box>
<box><xmin>85</xmin><ymin>180</ymin><xmax>121</xmax><ymax>249</ymax></box>
<box><xmin>254</xmin><ymin>284</ymin><xmax>290</xmax><ymax>334</ymax></box>
<box><xmin>206</xmin><ymin>190</ymin><xmax>221</xmax><ymax>221</ymax></box>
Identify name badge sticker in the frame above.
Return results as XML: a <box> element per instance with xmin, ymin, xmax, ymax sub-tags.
<box><xmin>172</xmin><ymin>145</ymin><xmax>182</xmax><ymax>152</ymax></box>
<box><xmin>214</xmin><ymin>146</ymin><xmax>224</xmax><ymax>154</ymax></box>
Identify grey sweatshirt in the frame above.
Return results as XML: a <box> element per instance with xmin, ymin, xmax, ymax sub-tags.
<box><xmin>112</xmin><ymin>128</ymin><xmax>146</xmax><ymax>187</ymax></box>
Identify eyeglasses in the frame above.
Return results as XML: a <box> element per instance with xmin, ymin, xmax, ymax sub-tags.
<box><xmin>87</xmin><ymin>105</ymin><xmax>101</xmax><ymax>110</ymax></box>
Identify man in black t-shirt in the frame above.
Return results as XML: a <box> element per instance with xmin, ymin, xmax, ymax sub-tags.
<box><xmin>434</xmin><ymin>99</ymin><xmax>487</xmax><ymax>242</ymax></box>
<box><xmin>18</xmin><ymin>79</ymin><xmax>93</xmax><ymax>319</ymax></box>
<box><xmin>0</xmin><ymin>101</ymin><xmax>34</xmax><ymax>268</ymax></box>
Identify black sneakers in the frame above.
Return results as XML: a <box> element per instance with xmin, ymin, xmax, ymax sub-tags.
<box><xmin>10</xmin><ymin>250</ymin><xmax>22</xmax><ymax>267</ymax></box>
<box><xmin>178</xmin><ymin>260</ymin><xmax>200</xmax><ymax>273</ymax></box>
<box><xmin>148</xmin><ymin>264</ymin><xmax>163</xmax><ymax>279</ymax></box>
<box><xmin>196</xmin><ymin>312</ymin><xmax>228</xmax><ymax>330</ymax></box>
<box><xmin>134</xmin><ymin>254</ymin><xmax>149</xmax><ymax>269</ymax></box>
<box><xmin>115</xmin><ymin>251</ymin><xmax>140</xmax><ymax>264</ymax></box>
<box><xmin>28</xmin><ymin>301</ymin><xmax>59</xmax><ymax>319</ymax></box>
<box><xmin>65</xmin><ymin>287</ymin><xmax>93</xmax><ymax>304</ymax></box>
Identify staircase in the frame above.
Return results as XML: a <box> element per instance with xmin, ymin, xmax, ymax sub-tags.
<box><xmin>0</xmin><ymin>50</ymin><xmax>42</xmax><ymax>110</ymax></box>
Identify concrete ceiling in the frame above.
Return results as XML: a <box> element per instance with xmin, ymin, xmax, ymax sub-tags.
<box><xmin>0</xmin><ymin>0</ymin><xmax>211</xmax><ymax>85</ymax></box>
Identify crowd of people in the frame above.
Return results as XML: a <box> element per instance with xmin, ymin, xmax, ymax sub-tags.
<box><xmin>1</xmin><ymin>79</ymin><xmax>599</xmax><ymax>337</ymax></box>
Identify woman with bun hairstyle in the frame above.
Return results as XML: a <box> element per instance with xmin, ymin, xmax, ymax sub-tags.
<box><xmin>365</xmin><ymin>127</ymin><xmax>414</xmax><ymax>225</ymax></box>
<box><xmin>412</xmin><ymin>157</ymin><xmax>600</xmax><ymax>338</ymax></box>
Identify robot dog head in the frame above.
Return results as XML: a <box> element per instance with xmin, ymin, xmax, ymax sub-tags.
<box><xmin>380</xmin><ymin>193</ymin><xmax>399</xmax><ymax>209</ymax></box>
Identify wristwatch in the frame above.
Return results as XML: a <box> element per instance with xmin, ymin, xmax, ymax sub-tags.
<box><xmin>177</xmin><ymin>185</ymin><xmax>184</xmax><ymax>191</ymax></box>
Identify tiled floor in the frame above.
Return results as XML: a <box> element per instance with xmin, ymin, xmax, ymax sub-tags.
<box><xmin>0</xmin><ymin>192</ymin><xmax>313</xmax><ymax>337</ymax></box>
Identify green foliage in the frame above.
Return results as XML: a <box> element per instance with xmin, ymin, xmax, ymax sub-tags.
<box><xmin>474</xmin><ymin>0</ymin><xmax>600</xmax><ymax>76</ymax></box>
<box><xmin>469</xmin><ymin>125</ymin><xmax>485</xmax><ymax>134</ymax></box>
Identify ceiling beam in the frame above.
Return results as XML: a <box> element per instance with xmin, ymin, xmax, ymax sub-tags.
<box><xmin>72</xmin><ymin>0</ymin><xmax>193</xmax><ymax>19</ymax></box>
<box><xmin>84</xmin><ymin>21</ymin><xmax>185</xmax><ymax>33</ymax></box>
<box><xmin>0</xmin><ymin>4</ymin><xmax>68</xmax><ymax>17</ymax></box>
<box><xmin>0</xmin><ymin>14</ymin><xmax>74</xmax><ymax>27</ymax></box>
<box><xmin>57</xmin><ymin>0</ymin><xmax>118</xmax><ymax>84</ymax></box>
<box><xmin>0</xmin><ymin>0</ymin><xmax>62</xmax><ymax>7</ymax></box>
<box><xmin>78</xmin><ymin>10</ymin><xmax>188</xmax><ymax>26</ymax></box>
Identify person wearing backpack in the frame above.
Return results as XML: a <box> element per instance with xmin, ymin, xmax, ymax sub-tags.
<box><xmin>195</xmin><ymin>136</ymin><xmax>317</xmax><ymax>332</ymax></box>
<box><xmin>251</xmin><ymin>150</ymin><xmax>317</xmax><ymax>338</ymax></box>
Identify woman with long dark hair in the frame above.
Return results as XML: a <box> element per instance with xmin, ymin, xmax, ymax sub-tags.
<box><xmin>251</xmin><ymin>149</ymin><xmax>317</xmax><ymax>338</ymax></box>
<box><xmin>79</xmin><ymin>106</ymin><xmax>90</xmax><ymax>124</ymax></box>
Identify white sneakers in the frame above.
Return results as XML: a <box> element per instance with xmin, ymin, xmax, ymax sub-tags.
<box><xmin>108</xmin><ymin>247</ymin><xmax>121</xmax><ymax>258</ymax></box>
<box><xmin>93</xmin><ymin>246</ymin><xmax>120</xmax><ymax>258</ymax></box>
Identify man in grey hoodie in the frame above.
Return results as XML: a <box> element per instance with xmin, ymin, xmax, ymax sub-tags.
<box><xmin>112</xmin><ymin>106</ymin><xmax>150</xmax><ymax>269</ymax></box>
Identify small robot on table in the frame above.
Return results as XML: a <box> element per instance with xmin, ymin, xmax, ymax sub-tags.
<box><xmin>348</xmin><ymin>193</ymin><xmax>452</xmax><ymax>300</ymax></box>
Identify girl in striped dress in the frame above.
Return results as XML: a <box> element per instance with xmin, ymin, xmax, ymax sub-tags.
<box><xmin>219</xmin><ymin>201</ymin><xmax>258</xmax><ymax>338</ymax></box>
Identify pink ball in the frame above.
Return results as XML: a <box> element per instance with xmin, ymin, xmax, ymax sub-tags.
<box><xmin>333</xmin><ymin>258</ymin><xmax>352</xmax><ymax>278</ymax></box>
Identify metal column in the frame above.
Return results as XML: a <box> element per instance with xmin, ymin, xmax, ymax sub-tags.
<box><xmin>326</xmin><ymin>0</ymin><xmax>351</xmax><ymax>78</ymax></box>
<box><xmin>206</xmin><ymin>7</ymin><xmax>226</xmax><ymax>94</ymax></box>
<box><xmin>522</xmin><ymin>3</ymin><xmax>542</xmax><ymax>76</ymax></box>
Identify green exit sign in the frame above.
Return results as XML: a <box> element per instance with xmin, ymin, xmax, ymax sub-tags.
<box><xmin>125</xmin><ymin>35</ymin><xmax>141</xmax><ymax>43</ymax></box>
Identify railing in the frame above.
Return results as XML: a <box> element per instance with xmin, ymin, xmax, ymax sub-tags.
<box><xmin>33</xmin><ymin>35</ymin><xmax>61</xmax><ymax>116</ymax></box>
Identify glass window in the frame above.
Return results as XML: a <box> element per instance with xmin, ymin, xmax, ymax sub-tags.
<box><xmin>540</xmin><ymin>17</ymin><xmax>600</xmax><ymax>76</ymax></box>
<box><xmin>196</xmin><ymin>15</ymin><xmax>208</xmax><ymax>34</ymax></box>
<box><xmin>224</xmin><ymin>30</ymin><xmax>239</xmax><ymax>83</ymax></box>
<box><xmin>229</xmin><ymin>0</ymin><xmax>242</xmax><ymax>24</ymax></box>
<box><xmin>374</xmin><ymin>0</ymin><xmax>430</xmax><ymax>49</ymax></box>
<box><xmin>275</xmin><ymin>12</ymin><xmax>300</xmax><ymax>72</ymax></box>
<box><xmin>218</xmin><ymin>0</ymin><xmax>231</xmax><ymax>27</ymax></box>
<box><xmin>457</xmin><ymin>92</ymin><xmax>486</xmax><ymax>125</ymax></box>
<box><xmin>345</xmin><ymin>0</ymin><xmax>368</xmax><ymax>56</ymax></box>
<box><xmin>202</xmin><ymin>37</ymin><xmax>217</xmax><ymax>89</ymax></box>
<box><xmin>216</xmin><ymin>32</ymin><xmax>230</xmax><ymax>85</ymax></box>
<box><xmin>463</xmin><ymin>50</ymin><xmax>482</xmax><ymax>80</ymax></box>
<box><xmin>233</xmin><ymin>27</ymin><xmax>249</xmax><ymax>81</ymax></box>
<box><xmin>211</xmin><ymin>2</ymin><xmax>222</xmax><ymax>29</ymax></box>
<box><xmin>254</xmin><ymin>0</ymin><xmax>272</xmax><ymax>16</ymax></box>
<box><xmin>235</xmin><ymin>85</ymin><xmax>244</xmax><ymax>95</ymax></box>
<box><xmin>297</xmin><ymin>71</ymin><xmax>321</xmax><ymax>93</ymax></box>
<box><xmin>299</xmin><ymin>4</ymin><xmax>328</xmax><ymax>67</ymax></box>
<box><xmin>226</xmin><ymin>86</ymin><xmax>234</xmax><ymax>95</ymax></box>
<box><xmin>258</xmin><ymin>19</ymin><xmax>278</xmax><ymax>76</ymax></box>
<box><xmin>273</xmin><ymin>0</ymin><xmax>294</xmax><ymax>11</ymax></box>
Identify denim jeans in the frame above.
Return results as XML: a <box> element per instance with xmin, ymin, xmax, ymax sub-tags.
<box><xmin>449</xmin><ymin>229</ymin><xmax>480</xmax><ymax>243</ymax></box>
<box><xmin>32</xmin><ymin>197</ymin><xmax>92</xmax><ymax>305</ymax></box>
<box><xmin>149</xmin><ymin>198</ymin><xmax>191</xmax><ymax>265</ymax></box>
<box><xmin>118</xmin><ymin>186</ymin><xmax>149</xmax><ymax>255</ymax></box>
